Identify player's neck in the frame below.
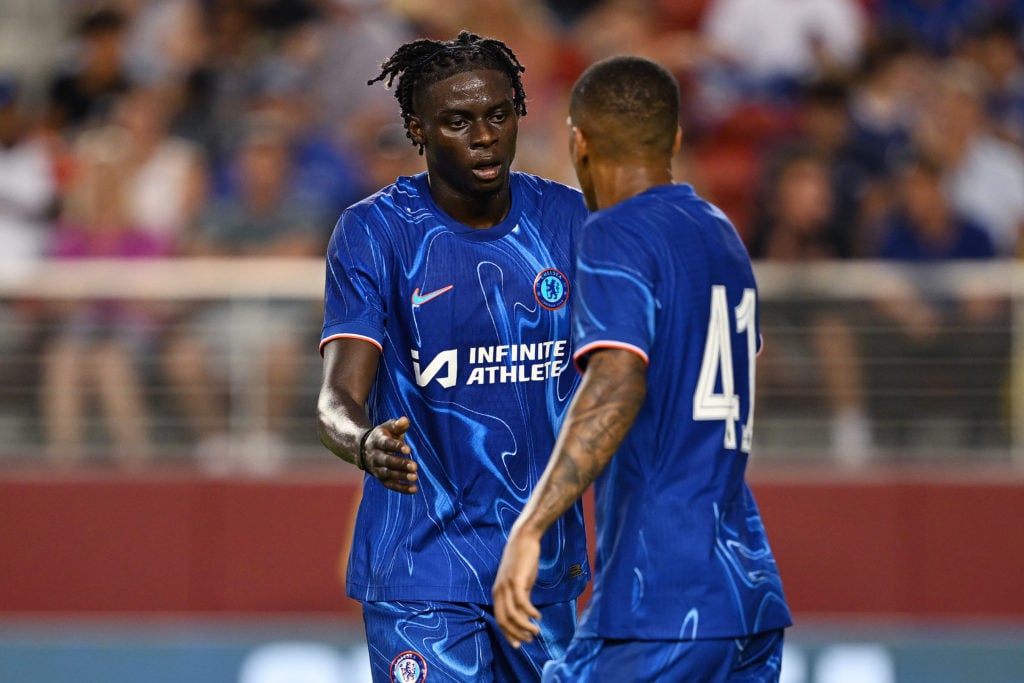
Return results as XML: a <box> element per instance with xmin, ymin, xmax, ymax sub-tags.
<box><xmin>428</xmin><ymin>178</ymin><xmax>512</xmax><ymax>229</ymax></box>
<box><xmin>591</xmin><ymin>161</ymin><xmax>673</xmax><ymax>210</ymax></box>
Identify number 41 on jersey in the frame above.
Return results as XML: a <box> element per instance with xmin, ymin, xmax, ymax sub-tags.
<box><xmin>693</xmin><ymin>286</ymin><xmax>757</xmax><ymax>453</ymax></box>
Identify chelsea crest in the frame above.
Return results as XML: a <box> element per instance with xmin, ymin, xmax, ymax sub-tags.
<box><xmin>534</xmin><ymin>268</ymin><xmax>569</xmax><ymax>310</ymax></box>
<box><xmin>391</xmin><ymin>650</ymin><xmax>428</xmax><ymax>683</ymax></box>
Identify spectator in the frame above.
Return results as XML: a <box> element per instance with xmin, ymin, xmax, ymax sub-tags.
<box><xmin>957</xmin><ymin>11</ymin><xmax>1024</xmax><ymax>148</ymax></box>
<box><xmin>343</xmin><ymin>113</ymin><xmax>425</xmax><ymax>192</ymax></box>
<box><xmin>0</xmin><ymin>73</ymin><xmax>58</xmax><ymax>440</ymax></box>
<box><xmin>846</xmin><ymin>33</ymin><xmax>930</xmax><ymax>248</ymax></box>
<box><xmin>876</xmin><ymin>154</ymin><xmax>996</xmax><ymax>261</ymax></box>
<box><xmin>40</xmin><ymin>125</ymin><xmax>173</xmax><ymax>469</ymax></box>
<box><xmin>123</xmin><ymin>0</ymin><xmax>209</xmax><ymax>88</ymax></box>
<box><xmin>190</xmin><ymin>0</ymin><xmax>272</xmax><ymax>167</ymax></box>
<box><xmin>240</xmin><ymin>58</ymin><xmax>370</xmax><ymax>229</ymax></box>
<box><xmin>45</xmin><ymin>7</ymin><xmax>131</xmax><ymax>137</ymax></box>
<box><xmin>163</xmin><ymin>115</ymin><xmax>327</xmax><ymax>475</ymax></box>
<box><xmin>868</xmin><ymin>153</ymin><xmax>1008</xmax><ymax>448</ymax></box>
<box><xmin>700</xmin><ymin>0</ymin><xmax>867</xmax><ymax>102</ymax></box>
<box><xmin>112</xmin><ymin>84</ymin><xmax>209</xmax><ymax>251</ymax></box>
<box><xmin>750</xmin><ymin>147</ymin><xmax>875</xmax><ymax>465</ymax></box>
<box><xmin>0</xmin><ymin>74</ymin><xmax>56</xmax><ymax>273</ymax></box>
<box><xmin>914</xmin><ymin>59</ymin><xmax>1024</xmax><ymax>256</ymax></box>
<box><xmin>848</xmin><ymin>34</ymin><xmax>927</xmax><ymax>172</ymax></box>
<box><xmin>872</xmin><ymin>0</ymin><xmax>991</xmax><ymax>57</ymax></box>
<box><xmin>779</xmin><ymin>77</ymin><xmax>875</xmax><ymax>257</ymax></box>
<box><xmin>312</xmin><ymin>0</ymin><xmax>415</xmax><ymax>134</ymax></box>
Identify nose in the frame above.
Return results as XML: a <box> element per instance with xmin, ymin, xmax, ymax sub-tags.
<box><xmin>470</xmin><ymin>119</ymin><xmax>498</xmax><ymax>148</ymax></box>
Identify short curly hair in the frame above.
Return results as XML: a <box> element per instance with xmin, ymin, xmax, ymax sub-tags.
<box><xmin>569</xmin><ymin>55</ymin><xmax>679</xmax><ymax>160</ymax></box>
<box><xmin>368</xmin><ymin>31</ymin><xmax>527</xmax><ymax>154</ymax></box>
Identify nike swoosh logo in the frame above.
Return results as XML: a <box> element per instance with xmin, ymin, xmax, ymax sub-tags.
<box><xmin>411</xmin><ymin>285</ymin><xmax>454</xmax><ymax>306</ymax></box>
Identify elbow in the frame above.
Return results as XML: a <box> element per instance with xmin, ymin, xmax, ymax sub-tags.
<box><xmin>315</xmin><ymin>391</ymin><xmax>335</xmax><ymax>451</ymax></box>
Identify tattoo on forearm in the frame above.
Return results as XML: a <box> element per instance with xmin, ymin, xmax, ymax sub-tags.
<box><xmin>532</xmin><ymin>350</ymin><xmax>646</xmax><ymax>527</ymax></box>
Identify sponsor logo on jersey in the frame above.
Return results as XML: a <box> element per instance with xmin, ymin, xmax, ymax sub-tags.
<box><xmin>411</xmin><ymin>341</ymin><xmax>569</xmax><ymax>388</ymax></box>
<box><xmin>411</xmin><ymin>348</ymin><xmax>458</xmax><ymax>388</ymax></box>
<box><xmin>411</xmin><ymin>285</ymin><xmax>454</xmax><ymax>307</ymax></box>
<box><xmin>534</xmin><ymin>268</ymin><xmax>569</xmax><ymax>310</ymax></box>
<box><xmin>390</xmin><ymin>650</ymin><xmax>428</xmax><ymax>683</ymax></box>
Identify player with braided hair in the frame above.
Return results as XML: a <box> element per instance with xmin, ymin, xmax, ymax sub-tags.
<box><xmin>317</xmin><ymin>31</ymin><xmax>590</xmax><ymax>682</ymax></box>
<box><xmin>367</xmin><ymin>30</ymin><xmax>528</xmax><ymax>154</ymax></box>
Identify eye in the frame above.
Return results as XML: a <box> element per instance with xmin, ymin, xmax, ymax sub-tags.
<box><xmin>446</xmin><ymin>117</ymin><xmax>469</xmax><ymax>130</ymax></box>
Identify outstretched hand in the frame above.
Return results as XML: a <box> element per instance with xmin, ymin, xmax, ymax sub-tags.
<box><xmin>362</xmin><ymin>416</ymin><xmax>418</xmax><ymax>494</ymax></box>
<box><xmin>492</xmin><ymin>527</ymin><xmax>543</xmax><ymax>648</ymax></box>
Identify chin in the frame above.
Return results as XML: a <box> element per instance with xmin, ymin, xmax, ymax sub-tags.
<box><xmin>468</xmin><ymin>170</ymin><xmax>508</xmax><ymax>195</ymax></box>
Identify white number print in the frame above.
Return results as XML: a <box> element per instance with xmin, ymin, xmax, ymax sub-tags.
<box><xmin>692</xmin><ymin>286</ymin><xmax>757</xmax><ymax>452</ymax></box>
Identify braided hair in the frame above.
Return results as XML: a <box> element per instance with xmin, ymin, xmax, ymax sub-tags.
<box><xmin>368</xmin><ymin>31</ymin><xmax>527</xmax><ymax>154</ymax></box>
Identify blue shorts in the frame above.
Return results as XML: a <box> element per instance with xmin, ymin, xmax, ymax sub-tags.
<box><xmin>362</xmin><ymin>599</ymin><xmax>577</xmax><ymax>683</ymax></box>
<box><xmin>543</xmin><ymin>629</ymin><xmax>785</xmax><ymax>683</ymax></box>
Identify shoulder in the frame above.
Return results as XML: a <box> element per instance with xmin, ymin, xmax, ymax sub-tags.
<box><xmin>959</xmin><ymin>218</ymin><xmax>997</xmax><ymax>256</ymax></box>
<box><xmin>513</xmin><ymin>171</ymin><xmax>585</xmax><ymax>209</ymax></box>
<box><xmin>591</xmin><ymin>184</ymin><xmax>704</xmax><ymax>234</ymax></box>
<box><xmin>514</xmin><ymin>171</ymin><xmax>578</xmax><ymax>194</ymax></box>
<box><xmin>971</xmin><ymin>136</ymin><xmax>1024</xmax><ymax>175</ymax></box>
<box><xmin>339</xmin><ymin>174</ymin><xmax>424</xmax><ymax>226</ymax></box>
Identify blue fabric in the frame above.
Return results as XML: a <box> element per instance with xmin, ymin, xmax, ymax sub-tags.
<box><xmin>572</xmin><ymin>183</ymin><xmax>792</xmax><ymax>640</ymax></box>
<box><xmin>363</xmin><ymin>599</ymin><xmax>577</xmax><ymax>683</ymax></box>
<box><xmin>543</xmin><ymin>629</ymin><xmax>785</xmax><ymax>683</ymax></box>
<box><xmin>322</xmin><ymin>172</ymin><xmax>590</xmax><ymax>605</ymax></box>
<box><xmin>878</xmin><ymin>212</ymin><xmax>996</xmax><ymax>260</ymax></box>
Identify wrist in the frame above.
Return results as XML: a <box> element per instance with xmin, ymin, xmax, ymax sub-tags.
<box><xmin>356</xmin><ymin>428</ymin><xmax>373</xmax><ymax>470</ymax></box>
<box><xmin>510</xmin><ymin>515</ymin><xmax>546</xmax><ymax>542</ymax></box>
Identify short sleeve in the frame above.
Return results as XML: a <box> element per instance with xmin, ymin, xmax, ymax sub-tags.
<box><xmin>572</xmin><ymin>216</ymin><xmax>657</xmax><ymax>370</ymax></box>
<box><xmin>320</xmin><ymin>207</ymin><xmax>388</xmax><ymax>354</ymax></box>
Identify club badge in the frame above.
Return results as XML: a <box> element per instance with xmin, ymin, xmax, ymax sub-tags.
<box><xmin>391</xmin><ymin>650</ymin><xmax>428</xmax><ymax>683</ymax></box>
<box><xmin>534</xmin><ymin>268</ymin><xmax>569</xmax><ymax>310</ymax></box>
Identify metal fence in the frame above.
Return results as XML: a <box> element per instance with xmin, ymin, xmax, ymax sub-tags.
<box><xmin>0</xmin><ymin>258</ymin><xmax>1019</xmax><ymax>473</ymax></box>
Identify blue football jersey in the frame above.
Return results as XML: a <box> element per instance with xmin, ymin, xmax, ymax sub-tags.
<box><xmin>572</xmin><ymin>183</ymin><xmax>792</xmax><ymax>640</ymax></box>
<box><xmin>321</xmin><ymin>171</ymin><xmax>590</xmax><ymax>605</ymax></box>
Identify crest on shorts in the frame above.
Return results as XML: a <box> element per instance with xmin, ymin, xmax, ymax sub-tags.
<box><xmin>534</xmin><ymin>268</ymin><xmax>570</xmax><ymax>310</ymax></box>
<box><xmin>390</xmin><ymin>650</ymin><xmax>428</xmax><ymax>683</ymax></box>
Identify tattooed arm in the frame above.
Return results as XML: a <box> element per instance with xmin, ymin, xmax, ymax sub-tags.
<box><xmin>493</xmin><ymin>348</ymin><xmax>646</xmax><ymax>647</ymax></box>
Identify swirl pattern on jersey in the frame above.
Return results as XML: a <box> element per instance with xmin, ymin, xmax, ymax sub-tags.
<box><xmin>323</xmin><ymin>172</ymin><xmax>590</xmax><ymax>605</ymax></box>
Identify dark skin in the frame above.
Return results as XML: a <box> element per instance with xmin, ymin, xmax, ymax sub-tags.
<box><xmin>316</xmin><ymin>67</ymin><xmax>521</xmax><ymax>490</ymax></box>
<box><xmin>408</xmin><ymin>69</ymin><xmax>519</xmax><ymax>228</ymax></box>
<box><xmin>491</xmin><ymin>111</ymin><xmax>682</xmax><ymax>647</ymax></box>
<box><xmin>317</xmin><ymin>339</ymin><xmax>417</xmax><ymax>493</ymax></box>
<box><xmin>493</xmin><ymin>348</ymin><xmax>646</xmax><ymax>646</ymax></box>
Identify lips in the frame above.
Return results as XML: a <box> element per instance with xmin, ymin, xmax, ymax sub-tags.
<box><xmin>472</xmin><ymin>160</ymin><xmax>503</xmax><ymax>181</ymax></box>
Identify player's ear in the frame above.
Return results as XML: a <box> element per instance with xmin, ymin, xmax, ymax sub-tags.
<box><xmin>408</xmin><ymin>114</ymin><xmax>425</xmax><ymax>149</ymax></box>
<box><xmin>672</xmin><ymin>126</ymin><xmax>682</xmax><ymax>156</ymax></box>
<box><xmin>570</xmin><ymin>125</ymin><xmax>588</xmax><ymax>164</ymax></box>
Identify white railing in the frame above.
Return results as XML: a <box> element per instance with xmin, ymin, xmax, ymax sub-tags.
<box><xmin>0</xmin><ymin>258</ymin><xmax>1020</xmax><ymax>471</ymax></box>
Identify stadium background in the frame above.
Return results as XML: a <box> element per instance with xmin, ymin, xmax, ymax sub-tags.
<box><xmin>2</xmin><ymin>1</ymin><xmax>1024</xmax><ymax>681</ymax></box>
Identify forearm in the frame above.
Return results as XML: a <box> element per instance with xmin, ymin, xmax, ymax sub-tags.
<box><xmin>317</xmin><ymin>338</ymin><xmax>417</xmax><ymax>491</ymax></box>
<box><xmin>316</xmin><ymin>385</ymin><xmax>371</xmax><ymax>467</ymax></box>
<box><xmin>514</xmin><ymin>349</ymin><xmax>646</xmax><ymax>538</ymax></box>
<box><xmin>317</xmin><ymin>338</ymin><xmax>378</xmax><ymax>467</ymax></box>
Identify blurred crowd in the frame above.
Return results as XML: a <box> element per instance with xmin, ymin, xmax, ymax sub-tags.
<box><xmin>1</xmin><ymin>0</ymin><xmax>1023</xmax><ymax>471</ymax></box>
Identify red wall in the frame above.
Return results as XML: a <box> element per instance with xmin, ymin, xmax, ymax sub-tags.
<box><xmin>2</xmin><ymin>471</ymin><xmax>1023</xmax><ymax>620</ymax></box>
<box><xmin>753</xmin><ymin>472</ymin><xmax>1024</xmax><ymax>618</ymax></box>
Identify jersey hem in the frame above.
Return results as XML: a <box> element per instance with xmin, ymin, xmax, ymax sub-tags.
<box><xmin>574</xmin><ymin>340</ymin><xmax>649</xmax><ymax>372</ymax></box>
<box><xmin>574</xmin><ymin>616</ymin><xmax>794</xmax><ymax>641</ymax></box>
<box><xmin>345</xmin><ymin>579</ymin><xmax>589</xmax><ymax>606</ymax></box>
<box><xmin>319</xmin><ymin>331</ymin><xmax>383</xmax><ymax>356</ymax></box>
